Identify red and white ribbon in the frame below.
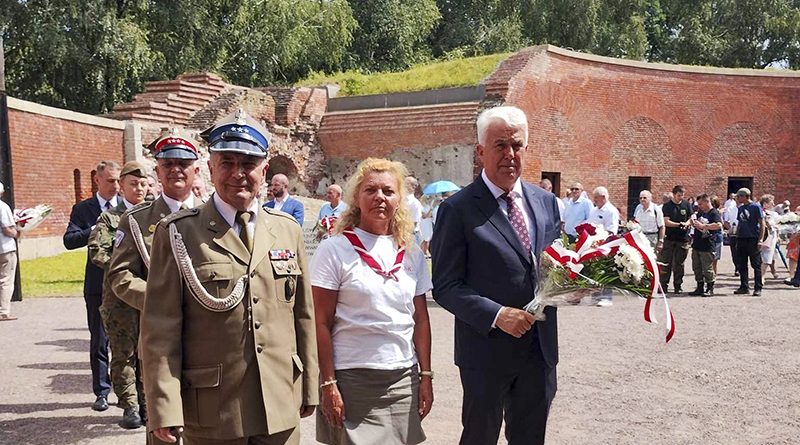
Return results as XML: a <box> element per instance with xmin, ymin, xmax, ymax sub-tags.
<box><xmin>543</xmin><ymin>227</ymin><xmax>676</xmax><ymax>343</ymax></box>
<box><xmin>342</xmin><ymin>228</ymin><xmax>405</xmax><ymax>281</ymax></box>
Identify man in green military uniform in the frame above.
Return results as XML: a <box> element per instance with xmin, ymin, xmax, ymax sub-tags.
<box><xmin>141</xmin><ymin>109</ymin><xmax>319</xmax><ymax>445</ymax></box>
<box><xmin>107</xmin><ymin>130</ymin><xmax>201</xmax><ymax>435</ymax></box>
<box><xmin>88</xmin><ymin>161</ymin><xmax>149</xmax><ymax>429</ymax></box>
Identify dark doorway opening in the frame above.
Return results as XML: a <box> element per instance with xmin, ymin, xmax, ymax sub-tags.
<box><xmin>727</xmin><ymin>177</ymin><xmax>753</xmax><ymax>198</ymax></box>
<box><xmin>627</xmin><ymin>176</ymin><xmax>652</xmax><ymax>220</ymax></box>
<box><xmin>541</xmin><ymin>172</ymin><xmax>561</xmax><ymax>198</ymax></box>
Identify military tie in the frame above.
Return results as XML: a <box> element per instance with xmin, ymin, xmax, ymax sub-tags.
<box><xmin>180</xmin><ymin>203</ymin><xmax>189</xmax><ymax>210</ymax></box>
<box><xmin>502</xmin><ymin>192</ymin><xmax>531</xmax><ymax>254</ymax></box>
<box><xmin>236</xmin><ymin>210</ymin><xmax>253</xmax><ymax>252</ymax></box>
<box><xmin>104</xmin><ymin>201</ymin><xmax>112</xmax><ymax>210</ymax></box>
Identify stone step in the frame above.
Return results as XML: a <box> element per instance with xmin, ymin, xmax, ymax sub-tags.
<box><xmin>145</xmin><ymin>80</ymin><xmax>225</xmax><ymax>96</ymax></box>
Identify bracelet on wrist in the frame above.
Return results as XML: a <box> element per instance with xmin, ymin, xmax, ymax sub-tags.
<box><xmin>419</xmin><ymin>370</ymin><xmax>434</xmax><ymax>380</ymax></box>
<box><xmin>319</xmin><ymin>379</ymin><xmax>338</xmax><ymax>389</ymax></box>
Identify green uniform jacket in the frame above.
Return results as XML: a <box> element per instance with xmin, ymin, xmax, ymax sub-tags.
<box><xmin>140</xmin><ymin>198</ymin><xmax>319</xmax><ymax>440</ymax></box>
<box><xmin>107</xmin><ymin>197</ymin><xmax>172</xmax><ymax>311</ymax></box>
<box><xmin>88</xmin><ymin>202</ymin><xmax>131</xmax><ymax>307</ymax></box>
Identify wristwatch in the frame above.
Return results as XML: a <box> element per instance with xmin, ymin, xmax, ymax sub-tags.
<box><xmin>419</xmin><ymin>370</ymin><xmax>434</xmax><ymax>380</ymax></box>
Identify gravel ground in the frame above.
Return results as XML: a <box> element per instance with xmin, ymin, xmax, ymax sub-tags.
<box><xmin>1</xmin><ymin>255</ymin><xmax>799</xmax><ymax>445</ymax></box>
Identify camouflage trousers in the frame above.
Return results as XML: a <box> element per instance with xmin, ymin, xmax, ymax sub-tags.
<box><xmin>99</xmin><ymin>297</ymin><xmax>144</xmax><ymax>410</ymax></box>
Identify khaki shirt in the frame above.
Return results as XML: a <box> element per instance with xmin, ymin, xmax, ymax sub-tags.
<box><xmin>140</xmin><ymin>199</ymin><xmax>319</xmax><ymax>439</ymax></box>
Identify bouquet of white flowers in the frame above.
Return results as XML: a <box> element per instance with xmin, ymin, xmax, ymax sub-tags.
<box><xmin>777</xmin><ymin>212</ymin><xmax>800</xmax><ymax>242</ymax></box>
<box><xmin>621</xmin><ymin>219</ymin><xmax>642</xmax><ymax>234</ymax></box>
<box><xmin>525</xmin><ymin>223</ymin><xmax>676</xmax><ymax>343</ymax></box>
<box><xmin>14</xmin><ymin>204</ymin><xmax>53</xmax><ymax>232</ymax></box>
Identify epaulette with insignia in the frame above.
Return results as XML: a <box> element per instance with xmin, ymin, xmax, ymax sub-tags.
<box><xmin>263</xmin><ymin>207</ymin><xmax>297</xmax><ymax>223</ymax></box>
<box><xmin>161</xmin><ymin>207</ymin><xmax>200</xmax><ymax>225</ymax></box>
<box><xmin>121</xmin><ymin>200</ymin><xmax>154</xmax><ymax>218</ymax></box>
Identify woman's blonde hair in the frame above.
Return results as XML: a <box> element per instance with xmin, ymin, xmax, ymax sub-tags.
<box><xmin>334</xmin><ymin>158</ymin><xmax>414</xmax><ymax>246</ymax></box>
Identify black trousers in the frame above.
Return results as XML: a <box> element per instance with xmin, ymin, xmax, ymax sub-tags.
<box><xmin>85</xmin><ymin>293</ymin><xmax>111</xmax><ymax>397</ymax></box>
<box><xmin>729</xmin><ymin>237</ymin><xmax>738</xmax><ymax>273</ymax></box>
<box><xmin>735</xmin><ymin>238</ymin><xmax>762</xmax><ymax>291</ymax></box>
<box><xmin>459</xmin><ymin>358</ymin><xmax>557</xmax><ymax>445</ymax></box>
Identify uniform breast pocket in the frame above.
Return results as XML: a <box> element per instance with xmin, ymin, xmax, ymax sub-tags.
<box><xmin>194</xmin><ymin>262</ymin><xmax>235</xmax><ymax>298</ymax></box>
<box><xmin>271</xmin><ymin>259</ymin><xmax>302</xmax><ymax>304</ymax></box>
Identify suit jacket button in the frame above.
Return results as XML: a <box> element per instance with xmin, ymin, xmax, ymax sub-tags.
<box><xmin>256</xmin><ymin>345</ymin><xmax>263</xmax><ymax>353</ymax></box>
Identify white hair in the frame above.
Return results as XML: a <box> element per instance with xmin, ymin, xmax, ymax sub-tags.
<box><xmin>639</xmin><ymin>190</ymin><xmax>652</xmax><ymax>199</ymax></box>
<box><xmin>476</xmin><ymin>106</ymin><xmax>529</xmax><ymax>146</ymax></box>
<box><xmin>593</xmin><ymin>186</ymin><xmax>609</xmax><ymax>198</ymax></box>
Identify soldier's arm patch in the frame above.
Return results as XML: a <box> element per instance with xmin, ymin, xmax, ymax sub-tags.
<box><xmin>114</xmin><ymin>229</ymin><xmax>125</xmax><ymax>248</ymax></box>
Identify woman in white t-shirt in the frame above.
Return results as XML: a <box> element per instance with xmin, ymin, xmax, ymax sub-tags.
<box><xmin>311</xmin><ymin>158</ymin><xmax>433</xmax><ymax>445</ymax></box>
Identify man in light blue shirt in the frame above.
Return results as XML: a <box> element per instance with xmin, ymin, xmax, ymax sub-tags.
<box><xmin>563</xmin><ymin>182</ymin><xmax>592</xmax><ymax>241</ymax></box>
<box><xmin>317</xmin><ymin>184</ymin><xmax>348</xmax><ymax>220</ymax></box>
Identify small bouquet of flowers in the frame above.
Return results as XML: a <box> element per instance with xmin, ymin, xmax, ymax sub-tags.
<box><xmin>524</xmin><ymin>223</ymin><xmax>676</xmax><ymax>343</ymax></box>
<box><xmin>776</xmin><ymin>212</ymin><xmax>800</xmax><ymax>242</ymax></box>
<box><xmin>315</xmin><ymin>216</ymin><xmax>339</xmax><ymax>240</ymax></box>
<box><xmin>14</xmin><ymin>204</ymin><xmax>53</xmax><ymax>232</ymax></box>
<box><xmin>621</xmin><ymin>219</ymin><xmax>642</xmax><ymax>234</ymax></box>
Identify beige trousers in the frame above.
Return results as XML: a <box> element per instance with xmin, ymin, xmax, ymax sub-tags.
<box><xmin>0</xmin><ymin>251</ymin><xmax>18</xmax><ymax>316</ymax></box>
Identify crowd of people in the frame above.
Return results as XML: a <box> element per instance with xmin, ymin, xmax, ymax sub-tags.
<box><xmin>10</xmin><ymin>103</ymin><xmax>792</xmax><ymax>445</ymax></box>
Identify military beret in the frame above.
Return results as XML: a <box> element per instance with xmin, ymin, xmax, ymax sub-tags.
<box><xmin>200</xmin><ymin>108</ymin><xmax>270</xmax><ymax>158</ymax></box>
<box><xmin>120</xmin><ymin>161</ymin><xmax>148</xmax><ymax>178</ymax></box>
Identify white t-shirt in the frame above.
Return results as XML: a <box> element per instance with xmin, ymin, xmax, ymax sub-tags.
<box><xmin>406</xmin><ymin>195</ymin><xmax>423</xmax><ymax>230</ymax></box>
<box><xmin>310</xmin><ymin>228</ymin><xmax>432</xmax><ymax>370</ymax></box>
<box><xmin>0</xmin><ymin>201</ymin><xmax>16</xmax><ymax>254</ymax></box>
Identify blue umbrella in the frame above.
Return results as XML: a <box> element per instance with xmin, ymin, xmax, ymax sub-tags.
<box><xmin>423</xmin><ymin>180</ymin><xmax>460</xmax><ymax>195</ymax></box>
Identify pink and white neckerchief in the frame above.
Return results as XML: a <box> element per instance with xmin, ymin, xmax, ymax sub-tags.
<box><xmin>342</xmin><ymin>227</ymin><xmax>405</xmax><ymax>281</ymax></box>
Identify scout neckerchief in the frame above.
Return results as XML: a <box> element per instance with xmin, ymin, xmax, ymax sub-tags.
<box><xmin>342</xmin><ymin>227</ymin><xmax>405</xmax><ymax>281</ymax></box>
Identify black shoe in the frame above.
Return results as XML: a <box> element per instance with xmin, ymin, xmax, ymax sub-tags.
<box><xmin>120</xmin><ymin>406</ymin><xmax>143</xmax><ymax>429</ymax></box>
<box><xmin>688</xmin><ymin>284</ymin><xmax>705</xmax><ymax>296</ymax></box>
<box><xmin>734</xmin><ymin>271</ymin><xmax>740</xmax><ymax>277</ymax></box>
<box><xmin>753</xmin><ymin>289</ymin><xmax>762</xmax><ymax>297</ymax></box>
<box><xmin>92</xmin><ymin>395</ymin><xmax>109</xmax><ymax>412</ymax></box>
<box><xmin>703</xmin><ymin>283</ymin><xmax>714</xmax><ymax>297</ymax></box>
<box><xmin>733</xmin><ymin>287</ymin><xmax>750</xmax><ymax>295</ymax></box>
<box><xmin>673</xmin><ymin>287</ymin><xmax>683</xmax><ymax>295</ymax></box>
<box><xmin>783</xmin><ymin>279</ymin><xmax>800</xmax><ymax>288</ymax></box>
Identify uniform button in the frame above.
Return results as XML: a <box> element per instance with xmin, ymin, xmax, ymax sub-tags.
<box><xmin>256</xmin><ymin>345</ymin><xmax>263</xmax><ymax>353</ymax></box>
<box><xmin>254</xmin><ymin>321</ymin><xmax>262</xmax><ymax>329</ymax></box>
<box><xmin>250</xmin><ymin>270</ymin><xmax>256</xmax><ymax>278</ymax></box>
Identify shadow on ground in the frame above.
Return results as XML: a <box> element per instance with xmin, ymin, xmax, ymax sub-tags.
<box><xmin>20</xmin><ymin>362</ymin><xmax>87</xmax><ymax>371</ymax></box>
<box><xmin>0</xmin><ymin>415</ymin><xmax>141</xmax><ymax>445</ymax></box>
<box><xmin>0</xmin><ymin>402</ymin><xmax>91</xmax><ymax>415</ymax></box>
<box><xmin>46</xmin><ymin>373</ymin><xmax>92</xmax><ymax>395</ymax></box>
<box><xmin>35</xmin><ymin>339</ymin><xmax>89</xmax><ymax>352</ymax></box>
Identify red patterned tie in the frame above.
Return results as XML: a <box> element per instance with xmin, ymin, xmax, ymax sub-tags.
<box><xmin>503</xmin><ymin>192</ymin><xmax>531</xmax><ymax>254</ymax></box>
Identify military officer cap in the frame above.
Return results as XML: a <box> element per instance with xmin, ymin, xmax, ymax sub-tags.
<box><xmin>120</xmin><ymin>161</ymin><xmax>148</xmax><ymax>178</ymax></box>
<box><xmin>146</xmin><ymin>128</ymin><xmax>200</xmax><ymax>160</ymax></box>
<box><xmin>200</xmin><ymin>108</ymin><xmax>270</xmax><ymax>158</ymax></box>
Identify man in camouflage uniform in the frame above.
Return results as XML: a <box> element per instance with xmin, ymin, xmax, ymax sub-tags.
<box><xmin>88</xmin><ymin>161</ymin><xmax>149</xmax><ymax>429</ymax></box>
<box><xmin>107</xmin><ymin>130</ymin><xmax>201</xmax><ymax>438</ymax></box>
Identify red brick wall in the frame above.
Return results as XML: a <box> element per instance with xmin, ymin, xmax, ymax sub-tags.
<box><xmin>318</xmin><ymin>103</ymin><xmax>479</xmax><ymax>158</ymax></box>
<box><xmin>487</xmin><ymin>47</ymin><xmax>800</xmax><ymax>217</ymax></box>
<box><xmin>8</xmin><ymin>108</ymin><xmax>124</xmax><ymax>238</ymax></box>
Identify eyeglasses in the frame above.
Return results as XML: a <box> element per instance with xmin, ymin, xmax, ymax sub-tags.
<box><xmin>569</xmin><ymin>188</ymin><xmax>580</xmax><ymax>191</ymax></box>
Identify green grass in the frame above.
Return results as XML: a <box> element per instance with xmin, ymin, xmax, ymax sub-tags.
<box><xmin>21</xmin><ymin>251</ymin><xmax>86</xmax><ymax>297</ymax></box>
<box><xmin>296</xmin><ymin>53</ymin><xmax>511</xmax><ymax>96</ymax></box>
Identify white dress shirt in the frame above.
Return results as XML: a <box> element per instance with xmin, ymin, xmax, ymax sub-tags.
<box><xmin>96</xmin><ymin>192</ymin><xmax>118</xmax><ymax>210</ymax></box>
<box><xmin>162</xmin><ymin>193</ymin><xmax>196</xmax><ymax>214</ymax></box>
<box><xmin>213</xmin><ymin>193</ymin><xmax>259</xmax><ymax>238</ymax></box>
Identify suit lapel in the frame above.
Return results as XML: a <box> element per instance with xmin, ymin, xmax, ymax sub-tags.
<box><xmin>472</xmin><ymin>178</ymin><xmax>531</xmax><ymax>263</ymax></box>
<box><xmin>207</xmin><ymin>200</ymin><xmax>251</xmax><ymax>266</ymax></box>
<box><xmin>250</xmin><ymin>208</ymin><xmax>276</xmax><ymax>271</ymax></box>
<box><xmin>521</xmin><ymin>183</ymin><xmax>546</xmax><ymax>254</ymax></box>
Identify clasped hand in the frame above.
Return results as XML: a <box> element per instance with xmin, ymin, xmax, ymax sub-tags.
<box><xmin>496</xmin><ymin>307</ymin><xmax>535</xmax><ymax>338</ymax></box>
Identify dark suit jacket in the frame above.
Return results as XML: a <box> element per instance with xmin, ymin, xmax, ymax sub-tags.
<box><xmin>64</xmin><ymin>195</ymin><xmax>105</xmax><ymax>296</ymax></box>
<box><xmin>263</xmin><ymin>197</ymin><xmax>304</xmax><ymax>226</ymax></box>
<box><xmin>431</xmin><ymin>176</ymin><xmax>561</xmax><ymax>369</ymax></box>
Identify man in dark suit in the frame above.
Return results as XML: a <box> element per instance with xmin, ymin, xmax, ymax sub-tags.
<box><xmin>64</xmin><ymin>160</ymin><xmax>121</xmax><ymax>411</ymax></box>
<box><xmin>263</xmin><ymin>173</ymin><xmax>304</xmax><ymax>226</ymax></box>
<box><xmin>431</xmin><ymin>106</ymin><xmax>561</xmax><ymax>445</ymax></box>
